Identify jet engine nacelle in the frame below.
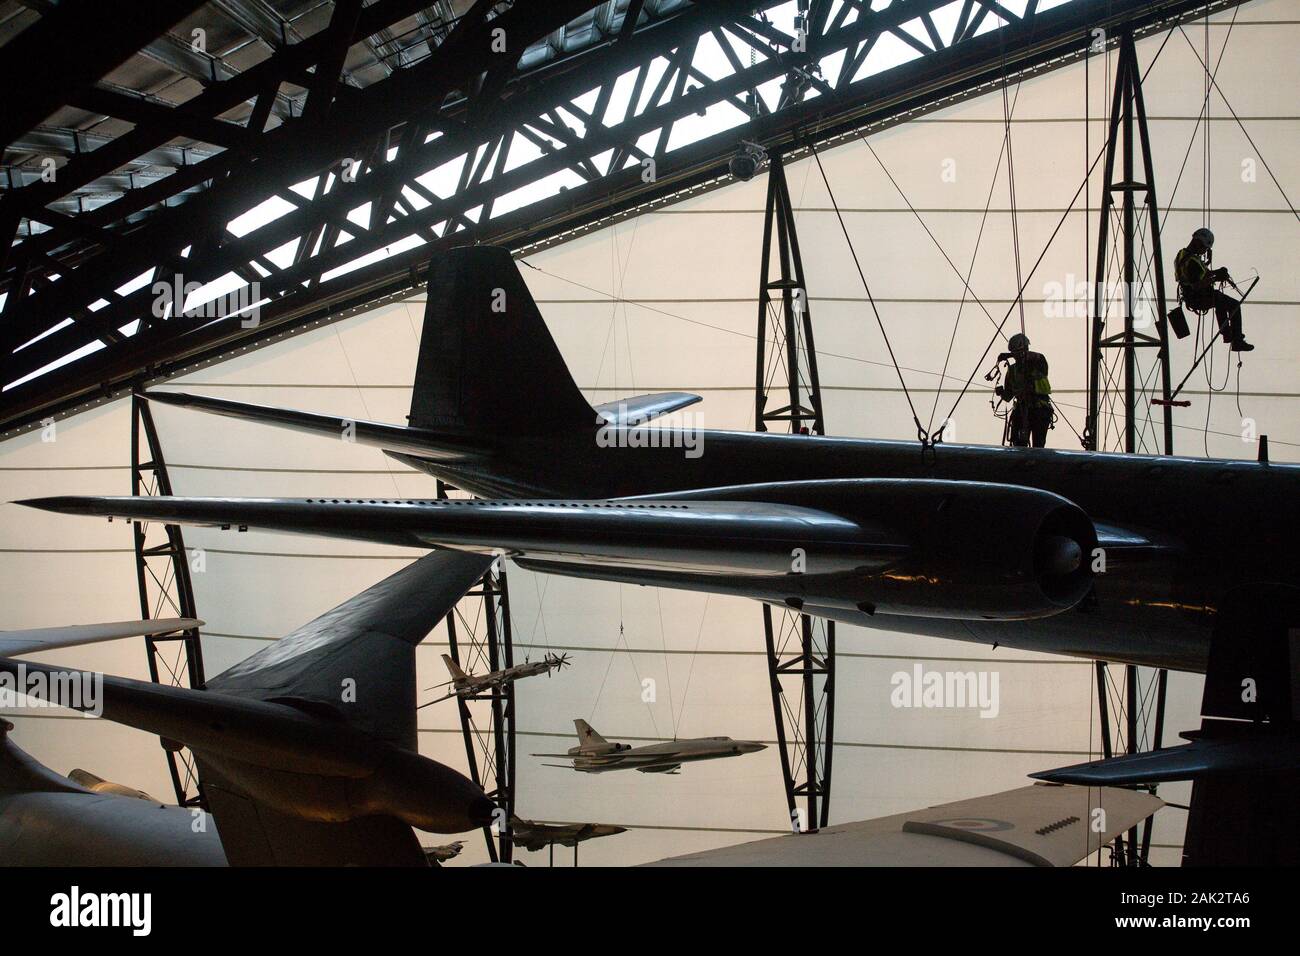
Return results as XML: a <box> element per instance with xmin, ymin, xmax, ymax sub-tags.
<box><xmin>841</xmin><ymin>478</ymin><xmax>1097</xmax><ymax>620</ymax></box>
<box><xmin>655</xmin><ymin>478</ymin><xmax>1097</xmax><ymax>621</ymax></box>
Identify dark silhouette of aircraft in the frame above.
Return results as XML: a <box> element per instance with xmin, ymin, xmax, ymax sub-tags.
<box><xmin>16</xmin><ymin>246</ymin><xmax>1299</xmax><ymax>863</ymax></box>
<box><xmin>0</xmin><ymin>551</ymin><xmax>497</xmax><ymax>865</ymax></box>
<box><xmin>46</xmin><ymin>245</ymin><xmax>1289</xmax><ymax>676</ymax></box>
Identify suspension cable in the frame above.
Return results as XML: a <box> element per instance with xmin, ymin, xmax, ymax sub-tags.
<box><xmin>999</xmin><ymin>40</ymin><xmax>1027</xmax><ymax>336</ymax></box>
<box><xmin>941</xmin><ymin>20</ymin><xmax>1185</xmax><ymax>433</ymax></box>
<box><xmin>808</xmin><ymin>139</ymin><xmax>929</xmax><ymax>444</ymax></box>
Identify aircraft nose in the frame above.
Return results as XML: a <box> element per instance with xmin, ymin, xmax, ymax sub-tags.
<box><xmin>468</xmin><ymin>794</ymin><xmax>499</xmax><ymax>827</ymax></box>
<box><xmin>1036</xmin><ymin>533</ymin><xmax>1083</xmax><ymax>577</ymax></box>
<box><xmin>742</xmin><ymin>742</ymin><xmax>767</xmax><ymax>754</ymax></box>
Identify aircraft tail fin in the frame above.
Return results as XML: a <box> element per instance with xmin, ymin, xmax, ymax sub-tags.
<box><xmin>441</xmin><ymin>654</ymin><xmax>469</xmax><ymax>684</ymax></box>
<box><xmin>574</xmin><ymin>718</ymin><xmax>607</xmax><ymax>748</ymax></box>
<box><xmin>206</xmin><ymin>550</ymin><xmax>492</xmax><ymax>749</ymax></box>
<box><xmin>412</xmin><ymin>246</ymin><xmax>596</xmax><ymax>435</ymax></box>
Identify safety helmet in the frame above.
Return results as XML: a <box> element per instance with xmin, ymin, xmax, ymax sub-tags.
<box><xmin>1008</xmin><ymin>332</ymin><xmax>1030</xmax><ymax>352</ymax></box>
<box><xmin>1192</xmin><ymin>227</ymin><xmax>1215</xmax><ymax>249</ymax></box>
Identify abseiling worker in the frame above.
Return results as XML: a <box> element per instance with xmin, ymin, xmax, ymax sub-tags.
<box><xmin>1174</xmin><ymin>227</ymin><xmax>1252</xmax><ymax>352</ymax></box>
<box><xmin>996</xmin><ymin>332</ymin><xmax>1053</xmax><ymax>448</ymax></box>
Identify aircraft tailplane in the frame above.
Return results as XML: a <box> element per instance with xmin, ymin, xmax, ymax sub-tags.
<box><xmin>413</xmin><ymin>246</ymin><xmax>596</xmax><ymax>436</ymax></box>
<box><xmin>441</xmin><ymin>653</ymin><xmax>470</xmax><ymax>685</ymax></box>
<box><xmin>574</xmin><ymin>718</ymin><xmax>608</xmax><ymax>748</ymax></box>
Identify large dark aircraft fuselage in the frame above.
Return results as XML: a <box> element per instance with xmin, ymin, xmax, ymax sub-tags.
<box><xmin>402</xmin><ymin>427</ymin><xmax>1300</xmax><ymax>673</ymax></box>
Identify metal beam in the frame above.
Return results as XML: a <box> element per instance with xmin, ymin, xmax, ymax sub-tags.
<box><xmin>0</xmin><ymin>0</ymin><xmax>208</xmax><ymax>149</ymax></box>
<box><xmin>1</xmin><ymin>0</ymin><xmax>1246</xmax><ymax>436</ymax></box>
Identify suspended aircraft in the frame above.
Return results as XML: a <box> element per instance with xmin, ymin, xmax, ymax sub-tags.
<box><xmin>28</xmin><ymin>246</ymin><xmax>1297</xmax><ymax>673</ymax></box>
<box><xmin>532</xmin><ymin>719</ymin><xmax>765</xmax><ymax>774</ymax></box>
<box><xmin>425</xmin><ymin>650</ymin><xmax>571</xmax><ymax>705</ymax></box>
<box><xmin>509</xmin><ymin>817</ymin><xmax>627</xmax><ymax>853</ymax></box>
<box><xmin>16</xmin><ymin>245</ymin><xmax>1300</xmax><ymax>861</ymax></box>
<box><xmin>0</xmin><ymin>551</ymin><xmax>498</xmax><ymax>866</ymax></box>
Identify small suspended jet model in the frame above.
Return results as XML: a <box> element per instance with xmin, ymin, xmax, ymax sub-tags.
<box><xmin>423</xmin><ymin>840</ymin><xmax>465</xmax><ymax>865</ymax></box>
<box><xmin>425</xmin><ymin>651</ymin><xmax>571</xmax><ymax>705</ymax></box>
<box><xmin>510</xmin><ymin>817</ymin><xmax>627</xmax><ymax>853</ymax></box>
<box><xmin>0</xmin><ymin>551</ymin><xmax>497</xmax><ymax>866</ymax></box>
<box><xmin>534</xmin><ymin>719</ymin><xmax>765</xmax><ymax>774</ymax></box>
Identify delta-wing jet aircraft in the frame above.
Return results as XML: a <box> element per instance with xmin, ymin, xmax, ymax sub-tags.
<box><xmin>533</xmin><ymin>719</ymin><xmax>765</xmax><ymax>774</ymax></box>
<box><xmin>427</xmin><ymin>650</ymin><xmax>570</xmax><ymax>705</ymax></box>
<box><xmin>0</xmin><ymin>551</ymin><xmax>497</xmax><ymax>866</ymax></box>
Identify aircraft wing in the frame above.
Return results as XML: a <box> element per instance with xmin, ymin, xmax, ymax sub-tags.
<box><xmin>19</xmin><ymin>478</ymin><xmax>1102</xmax><ymax>621</ymax></box>
<box><xmin>1032</xmin><ymin>728</ymin><xmax>1300</xmax><ymax>785</ymax></box>
<box><xmin>143</xmin><ymin>390</ymin><xmax>487</xmax><ymax>462</ymax></box>
<box><xmin>594</xmin><ymin>392</ymin><xmax>702</xmax><ymax>426</ymax></box>
<box><xmin>646</xmin><ymin>784</ymin><xmax>1163</xmax><ymax>867</ymax></box>
<box><xmin>0</xmin><ymin>618</ymin><xmax>201</xmax><ymax>658</ymax></box>
<box><xmin>17</xmin><ymin>494</ymin><xmax>898</xmax><ymax>577</ymax></box>
<box><xmin>206</xmin><ymin>549</ymin><xmax>493</xmax><ymax>748</ymax></box>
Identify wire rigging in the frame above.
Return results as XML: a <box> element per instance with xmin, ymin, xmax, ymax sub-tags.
<box><xmin>999</xmin><ymin>42</ymin><xmax>1027</xmax><ymax>336</ymax></box>
<box><xmin>517</xmin><ymin>257</ymin><xmax>1299</xmax><ymax>450</ymax></box>
<box><xmin>807</xmin><ymin>139</ymin><xmax>929</xmax><ymax>443</ymax></box>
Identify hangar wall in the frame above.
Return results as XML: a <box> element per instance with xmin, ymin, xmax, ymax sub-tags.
<box><xmin>2</xmin><ymin>1</ymin><xmax>1295</xmax><ymax>866</ymax></box>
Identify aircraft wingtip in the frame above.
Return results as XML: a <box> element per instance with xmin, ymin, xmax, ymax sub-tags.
<box><xmin>140</xmin><ymin>390</ymin><xmax>193</xmax><ymax>406</ymax></box>
<box><xmin>13</xmin><ymin>496</ymin><xmax>78</xmax><ymax>512</ymax></box>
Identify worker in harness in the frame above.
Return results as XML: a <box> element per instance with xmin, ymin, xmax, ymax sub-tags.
<box><xmin>1174</xmin><ymin>227</ymin><xmax>1253</xmax><ymax>352</ymax></box>
<box><xmin>995</xmin><ymin>333</ymin><xmax>1053</xmax><ymax>448</ymax></box>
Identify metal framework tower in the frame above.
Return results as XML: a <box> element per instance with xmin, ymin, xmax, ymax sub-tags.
<box><xmin>1083</xmin><ymin>30</ymin><xmax>1173</xmax><ymax>866</ymax></box>
<box><xmin>436</xmin><ymin>481</ymin><xmax>517</xmax><ymax>863</ymax></box>
<box><xmin>129</xmin><ymin>393</ymin><xmax>206</xmax><ymax>808</ymax></box>
<box><xmin>1085</xmin><ymin>29</ymin><xmax>1174</xmax><ymax>457</ymax></box>
<box><xmin>754</xmin><ymin>152</ymin><xmax>834</xmax><ymax>832</ymax></box>
<box><xmin>1094</xmin><ymin>660</ymin><xmax>1169</xmax><ymax>866</ymax></box>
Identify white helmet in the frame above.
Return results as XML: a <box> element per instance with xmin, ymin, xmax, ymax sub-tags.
<box><xmin>1192</xmin><ymin>227</ymin><xmax>1215</xmax><ymax>249</ymax></box>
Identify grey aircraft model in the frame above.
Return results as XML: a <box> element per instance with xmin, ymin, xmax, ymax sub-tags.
<box><xmin>533</xmin><ymin>719</ymin><xmax>765</xmax><ymax>774</ymax></box>
<box><xmin>426</xmin><ymin>650</ymin><xmax>570</xmax><ymax>705</ymax></box>
<box><xmin>17</xmin><ymin>245</ymin><xmax>1299</xmax><ymax>863</ymax></box>
<box><xmin>0</xmin><ymin>551</ymin><xmax>497</xmax><ymax>866</ymax></box>
<box><xmin>510</xmin><ymin>817</ymin><xmax>627</xmax><ymax>853</ymax></box>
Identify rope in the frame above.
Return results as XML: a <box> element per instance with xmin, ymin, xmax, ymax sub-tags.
<box><xmin>999</xmin><ymin>40</ymin><xmax>1027</xmax><ymax>336</ymax></box>
<box><xmin>1176</xmin><ymin>24</ymin><xmax>1299</xmax><ymax>224</ymax></box>
<box><xmin>808</xmin><ymin>139</ymin><xmax>929</xmax><ymax>445</ymax></box>
<box><xmin>672</xmin><ymin>594</ymin><xmax>711</xmax><ymax>739</ymax></box>
<box><xmin>941</xmin><ymin>13</ymin><xmax>1186</xmax><ymax>438</ymax></box>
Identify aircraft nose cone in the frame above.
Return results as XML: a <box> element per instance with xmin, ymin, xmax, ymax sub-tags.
<box><xmin>1036</xmin><ymin>534</ymin><xmax>1083</xmax><ymax>577</ymax></box>
<box><xmin>469</xmin><ymin>795</ymin><xmax>499</xmax><ymax>827</ymax></box>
